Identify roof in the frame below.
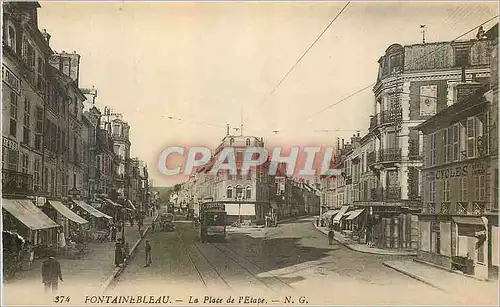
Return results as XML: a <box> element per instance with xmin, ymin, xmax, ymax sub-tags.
<box><xmin>48</xmin><ymin>200</ymin><xmax>88</xmax><ymax>224</ymax></box>
<box><xmin>415</xmin><ymin>85</ymin><xmax>489</xmax><ymax>134</ymax></box>
<box><xmin>2</xmin><ymin>198</ymin><xmax>60</xmax><ymax>230</ymax></box>
<box><xmin>73</xmin><ymin>200</ymin><xmax>112</xmax><ymax>219</ymax></box>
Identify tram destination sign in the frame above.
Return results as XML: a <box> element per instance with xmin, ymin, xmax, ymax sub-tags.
<box><xmin>201</xmin><ymin>202</ymin><xmax>225</xmax><ymax>211</ymax></box>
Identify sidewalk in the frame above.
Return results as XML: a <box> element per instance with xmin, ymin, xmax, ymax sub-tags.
<box><xmin>313</xmin><ymin>222</ymin><xmax>417</xmax><ymax>256</ymax></box>
<box><xmin>383</xmin><ymin>259</ymin><xmax>499</xmax><ymax>305</ymax></box>
<box><xmin>2</xmin><ymin>217</ymin><xmax>153</xmax><ymax>304</ymax></box>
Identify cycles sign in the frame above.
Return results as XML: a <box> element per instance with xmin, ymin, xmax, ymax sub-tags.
<box><xmin>427</xmin><ymin>161</ymin><xmax>486</xmax><ymax>180</ymax></box>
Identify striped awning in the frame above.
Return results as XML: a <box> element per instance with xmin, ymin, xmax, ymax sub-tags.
<box><xmin>332</xmin><ymin>205</ymin><xmax>350</xmax><ymax>223</ymax></box>
<box><xmin>2</xmin><ymin>198</ymin><xmax>59</xmax><ymax>230</ymax></box>
<box><xmin>73</xmin><ymin>200</ymin><xmax>112</xmax><ymax>219</ymax></box>
<box><xmin>48</xmin><ymin>200</ymin><xmax>88</xmax><ymax>224</ymax></box>
<box><xmin>322</xmin><ymin>210</ymin><xmax>339</xmax><ymax>219</ymax></box>
<box><xmin>346</xmin><ymin>209</ymin><xmax>365</xmax><ymax>221</ymax></box>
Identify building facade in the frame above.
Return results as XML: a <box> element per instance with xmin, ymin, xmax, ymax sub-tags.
<box><xmin>416</xmin><ymin>24</ymin><xmax>498</xmax><ymax>280</ymax></box>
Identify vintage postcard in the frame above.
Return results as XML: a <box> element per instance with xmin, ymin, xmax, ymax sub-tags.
<box><xmin>1</xmin><ymin>1</ymin><xmax>499</xmax><ymax>306</ymax></box>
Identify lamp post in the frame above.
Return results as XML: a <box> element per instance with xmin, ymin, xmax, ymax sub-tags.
<box><xmin>236</xmin><ymin>186</ymin><xmax>243</xmax><ymax>226</ymax></box>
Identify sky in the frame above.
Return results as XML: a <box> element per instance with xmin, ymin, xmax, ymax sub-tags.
<box><xmin>37</xmin><ymin>1</ymin><xmax>498</xmax><ymax>186</ymax></box>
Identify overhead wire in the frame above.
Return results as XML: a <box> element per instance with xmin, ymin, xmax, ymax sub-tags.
<box><xmin>269</xmin><ymin>14</ymin><xmax>499</xmax><ymax>134</ymax></box>
<box><xmin>243</xmin><ymin>2</ymin><xmax>351</xmax><ymax>125</ymax></box>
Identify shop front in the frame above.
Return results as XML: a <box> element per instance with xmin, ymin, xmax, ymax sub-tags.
<box><xmin>2</xmin><ymin>198</ymin><xmax>60</xmax><ymax>261</ymax></box>
<box><xmin>419</xmin><ymin>214</ymin><xmax>491</xmax><ymax>280</ymax></box>
<box><xmin>43</xmin><ymin>200</ymin><xmax>88</xmax><ymax>246</ymax></box>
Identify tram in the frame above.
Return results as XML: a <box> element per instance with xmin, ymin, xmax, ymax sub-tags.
<box><xmin>199</xmin><ymin>201</ymin><xmax>227</xmax><ymax>243</ymax></box>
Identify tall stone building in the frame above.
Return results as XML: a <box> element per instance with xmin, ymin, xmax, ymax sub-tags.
<box><xmin>109</xmin><ymin>117</ymin><xmax>131</xmax><ymax>201</ymax></box>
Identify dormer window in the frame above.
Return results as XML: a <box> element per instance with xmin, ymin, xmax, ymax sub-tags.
<box><xmin>246</xmin><ymin>138</ymin><xmax>250</xmax><ymax>146</ymax></box>
<box><xmin>229</xmin><ymin>137</ymin><xmax>234</xmax><ymax>145</ymax></box>
<box><xmin>389</xmin><ymin>53</ymin><xmax>402</xmax><ymax>73</ymax></box>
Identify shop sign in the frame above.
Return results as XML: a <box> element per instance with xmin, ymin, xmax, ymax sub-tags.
<box><xmin>2</xmin><ymin>137</ymin><xmax>18</xmax><ymax>150</ymax></box>
<box><xmin>201</xmin><ymin>202</ymin><xmax>224</xmax><ymax>211</ymax></box>
<box><xmin>427</xmin><ymin>161</ymin><xmax>487</xmax><ymax>180</ymax></box>
<box><xmin>2</xmin><ymin>65</ymin><xmax>21</xmax><ymax>94</ymax></box>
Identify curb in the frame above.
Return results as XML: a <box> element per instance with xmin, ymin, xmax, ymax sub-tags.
<box><xmin>101</xmin><ymin>213</ymin><xmax>159</xmax><ymax>292</ymax></box>
<box><xmin>413</xmin><ymin>258</ymin><xmax>491</xmax><ymax>283</ymax></box>
<box><xmin>382</xmin><ymin>261</ymin><xmax>447</xmax><ymax>292</ymax></box>
<box><xmin>312</xmin><ymin>222</ymin><xmax>417</xmax><ymax>256</ymax></box>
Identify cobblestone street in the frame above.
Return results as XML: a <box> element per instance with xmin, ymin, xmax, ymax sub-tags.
<box><xmin>107</xmin><ymin>218</ymin><xmax>495</xmax><ymax>305</ymax></box>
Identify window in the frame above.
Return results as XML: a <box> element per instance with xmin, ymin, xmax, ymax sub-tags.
<box><xmin>495</xmin><ymin>169</ymin><xmax>499</xmax><ymax>211</ymax></box>
<box><xmin>226</xmin><ymin>186</ymin><xmax>233</xmax><ymax>199</ymax></box>
<box><xmin>50</xmin><ymin>169</ymin><xmax>56</xmax><ymax>196</ymax></box>
<box><xmin>34</xmin><ymin>159</ymin><xmax>41</xmax><ymax>192</ymax></box>
<box><xmin>10</xmin><ymin>92</ymin><xmax>18</xmax><ymax>136</ymax></box>
<box><xmin>112</xmin><ymin>124</ymin><xmax>121</xmax><ymax>137</ymax></box>
<box><xmin>22</xmin><ymin>99</ymin><xmax>31</xmax><ymax>145</ymax></box>
<box><xmin>7</xmin><ymin>149</ymin><xmax>18</xmax><ymax>171</ymax></box>
<box><xmin>430</xmin><ymin>180</ymin><xmax>436</xmax><ymax>202</ymax></box>
<box><xmin>246</xmin><ymin>138</ymin><xmax>250</xmax><ymax>146</ymax></box>
<box><xmin>452</xmin><ymin>124</ymin><xmax>460</xmax><ymax>161</ymax></box>
<box><xmin>229</xmin><ymin>138</ymin><xmax>234</xmax><ymax>145</ymax></box>
<box><xmin>246</xmin><ymin>186</ymin><xmax>251</xmax><ymax>199</ymax></box>
<box><xmin>460</xmin><ymin>177</ymin><xmax>468</xmax><ymax>202</ymax></box>
<box><xmin>235</xmin><ymin>185</ymin><xmax>243</xmax><ymax>199</ymax></box>
<box><xmin>35</xmin><ymin>106</ymin><xmax>43</xmax><ymax>151</ymax></box>
<box><xmin>73</xmin><ymin>174</ymin><xmax>77</xmax><ymax>188</ymax></box>
<box><xmin>36</xmin><ymin>57</ymin><xmax>44</xmax><ymax>91</ymax></box>
<box><xmin>73</xmin><ymin>96</ymin><xmax>78</xmax><ymax>115</ymax></box>
<box><xmin>443</xmin><ymin>128</ymin><xmax>452</xmax><ymax>163</ymax></box>
<box><xmin>477</xmin><ymin>239</ymin><xmax>485</xmax><ymax>264</ymax></box>
<box><xmin>430</xmin><ymin>133</ymin><xmax>436</xmax><ymax>166</ymax></box>
<box><xmin>475</xmin><ymin>175</ymin><xmax>485</xmax><ymax>201</ymax></box>
<box><xmin>443</xmin><ymin>180</ymin><xmax>450</xmax><ymax>202</ymax></box>
<box><xmin>467</xmin><ymin>117</ymin><xmax>475</xmax><ymax>158</ymax></box>
<box><xmin>7</xmin><ymin>26</ymin><xmax>16</xmax><ymax>49</ymax></box>
<box><xmin>21</xmin><ymin>153</ymin><xmax>29</xmax><ymax>173</ymax></box>
<box><xmin>44</xmin><ymin>167</ymin><xmax>48</xmax><ymax>192</ymax></box>
<box><xmin>454</xmin><ymin>47</ymin><xmax>470</xmax><ymax>67</ymax></box>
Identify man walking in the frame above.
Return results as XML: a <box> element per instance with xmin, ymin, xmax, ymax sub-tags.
<box><xmin>41</xmin><ymin>253</ymin><xmax>63</xmax><ymax>293</ymax></box>
<box><xmin>144</xmin><ymin>239</ymin><xmax>152</xmax><ymax>267</ymax></box>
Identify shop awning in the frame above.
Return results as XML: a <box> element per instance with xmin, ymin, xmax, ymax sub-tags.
<box><xmin>105</xmin><ymin>198</ymin><xmax>122</xmax><ymax>207</ymax></box>
<box><xmin>48</xmin><ymin>200</ymin><xmax>88</xmax><ymax>225</ymax></box>
<box><xmin>453</xmin><ymin>216</ymin><xmax>486</xmax><ymax>236</ymax></box>
<box><xmin>126</xmin><ymin>200</ymin><xmax>136</xmax><ymax>210</ymax></box>
<box><xmin>333</xmin><ymin>205</ymin><xmax>350</xmax><ymax>223</ymax></box>
<box><xmin>73</xmin><ymin>200</ymin><xmax>113</xmax><ymax>219</ymax></box>
<box><xmin>322</xmin><ymin>210</ymin><xmax>339</xmax><ymax>219</ymax></box>
<box><xmin>2</xmin><ymin>198</ymin><xmax>60</xmax><ymax>230</ymax></box>
<box><xmin>346</xmin><ymin>209</ymin><xmax>365</xmax><ymax>221</ymax></box>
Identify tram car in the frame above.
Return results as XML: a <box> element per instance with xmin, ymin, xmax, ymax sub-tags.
<box><xmin>199</xmin><ymin>201</ymin><xmax>227</xmax><ymax>243</ymax></box>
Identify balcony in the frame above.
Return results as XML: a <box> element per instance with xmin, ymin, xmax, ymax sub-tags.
<box><xmin>378</xmin><ymin>148</ymin><xmax>402</xmax><ymax>163</ymax></box>
<box><xmin>2</xmin><ymin>169</ymin><xmax>34</xmax><ymax>195</ymax></box>
<box><xmin>367</xmin><ymin>151</ymin><xmax>376</xmax><ymax>166</ymax></box>
<box><xmin>370</xmin><ymin>187</ymin><xmax>402</xmax><ymax>201</ymax></box>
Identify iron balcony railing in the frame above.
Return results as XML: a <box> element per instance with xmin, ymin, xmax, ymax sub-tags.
<box><xmin>370</xmin><ymin>187</ymin><xmax>402</xmax><ymax>201</ymax></box>
<box><xmin>2</xmin><ymin>169</ymin><xmax>34</xmax><ymax>195</ymax></box>
<box><xmin>377</xmin><ymin>148</ymin><xmax>402</xmax><ymax>162</ymax></box>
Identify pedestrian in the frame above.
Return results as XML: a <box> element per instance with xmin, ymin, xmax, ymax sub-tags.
<box><xmin>41</xmin><ymin>252</ymin><xmax>63</xmax><ymax>293</ymax></box>
<box><xmin>144</xmin><ymin>239</ymin><xmax>152</xmax><ymax>267</ymax></box>
<box><xmin>115</xmin><ymin>239</ymin><xmax>123</xmax><ymax>267</ymax></box>
<box><xmin>328</xmin><ymin>229</ymin><xmax>335</xmax><ymax>245</ymax></box>
<box><xmin>110</xmin><ymin>225</ymin><xmax>117</xmax><ymax>241</ymax></box>
<box><xmin>151</xmin><ymin>220</ymin><xmax>155</xmax><ymax>233</ymax></box>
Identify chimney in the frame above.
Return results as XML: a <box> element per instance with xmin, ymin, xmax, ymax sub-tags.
<box><xmin>226</xmin><ymin>124</ymin><xmax>230</xmax><ymax>136</ymax></box>
<box><xmin>42</xmin><ymin>29</ymin><xmax>51</xmax><ymax>45</ymax></box>
<box><xmin>342</xmin><ymin>138</ymin><xmax>345</xmax><ymax>149</ymax></box>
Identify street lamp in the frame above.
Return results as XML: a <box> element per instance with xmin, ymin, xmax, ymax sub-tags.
<box><xmin>236</xmin><ymin>186</ymin><xmax>243</xmax><ymax>225</ymax></box>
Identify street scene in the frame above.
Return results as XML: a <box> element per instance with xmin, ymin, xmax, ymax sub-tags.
<box><xmin>2</xmin><ymin>1</ymin><xmax>499</xmax><ymax>306</ymax></box>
